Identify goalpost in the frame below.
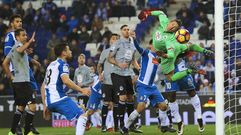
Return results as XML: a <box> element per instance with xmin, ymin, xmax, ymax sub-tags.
<box><xmin>215</xmin><ymin>0</ymin><xmax>224</xmax><ymax>135</ymax></box>
<box><xmin>216</xmin><ymin>0</ymin><xmax>241</xmax><ymax>135</ymax></box>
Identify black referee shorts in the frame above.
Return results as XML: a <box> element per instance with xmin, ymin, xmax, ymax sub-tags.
<box><xmin>111</xmin><ymin>73</ymin><xmax>134</xmax><ymax>96</ymax></box>
<box><xmin>102</xmin><ymin>84</ymin><xmax>119</xmax><ymax>103</ymax></box>
<box><xmin>12</xmin><ymin>82</ymin><xmax>36</xmax><ymax>106</ymax></box>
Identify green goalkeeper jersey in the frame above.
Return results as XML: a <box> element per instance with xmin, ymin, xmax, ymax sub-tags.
<box><xmin>151</xmin><ymin>11</ymin><xmax>187</xmax><ymax>74</ymax></box>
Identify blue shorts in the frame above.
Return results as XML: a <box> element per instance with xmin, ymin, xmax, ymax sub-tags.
<box><xmin>165</xmin><ymin>75</ymin><xmax>195</xmax><ymax>92</ymax></box>
<box><xmin>87</xmin><ymin>89</ymin><xmax>102</xmax><ymax>111</ymax></box>
<box><xmin>136</xmin><ymin>82</ymin><xmax>165</xmax><ymax>107</ymax></box>
<box><xmin>47</xmin><ymin>97</ymin><xmax>84</xmax><ymax>121</ymax></box>
<box><xmin>29</xmin><ymin>69</ymin><xmax>38</xmax><ymax>91</ymax></box>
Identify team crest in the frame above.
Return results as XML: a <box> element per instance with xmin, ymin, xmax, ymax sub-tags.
<box><xmin>119</xmin><ymin>86</ymin><xmax>124</xmax><ymax>91</ymax></box>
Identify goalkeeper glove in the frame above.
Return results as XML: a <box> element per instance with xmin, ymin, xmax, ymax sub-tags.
<box><xmin>203</xmin><ymin>49</ymin><xmax>214</xmax><ymax>56</ymax></box>
<box><xmin>187</xmin><ymin>64</ymin><xmax>206</xmax><ymax>75</ymax></box>
<box><xmin>138</xmin><ymin>9</ymin><xmax>152</xmax><ymax>21</ymax></box>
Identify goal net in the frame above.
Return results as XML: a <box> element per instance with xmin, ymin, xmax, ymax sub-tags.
<box><xmin>220</xmin><ymin>0</ymin><xmax>241</xmax><ymax>135</ymax></box>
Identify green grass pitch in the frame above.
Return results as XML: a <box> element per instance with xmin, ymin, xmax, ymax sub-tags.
<box><xmin>0</xmin><ymin>125</ymin><xmax>215</xmax><ymax>135</ymax></box>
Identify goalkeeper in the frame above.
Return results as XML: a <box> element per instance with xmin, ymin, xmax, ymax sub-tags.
<box><xmin>138</xmin><ymin>9</ymin><xmax>213</xmax><ymax>82</ymax></box>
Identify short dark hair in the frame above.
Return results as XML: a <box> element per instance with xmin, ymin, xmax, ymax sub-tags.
<box><xmin>172</xmin><ymin>19</ymin><xmax>182</xmax><ymax>27</ymax></box>
<box><xmin>120</xmin><ymin>24</ymin><xmax>128</xmax><ymax>30</ymax></box>
<box><xmin>149</xmin><ymin>39</ymin><xmax>153</xmax><ymax>45</ymax></box>
<box><xmin>111</xmin><ymin>33</ymin><xmax>119</xmax><ymax>37</ymax></box>
<box><xmin>14</xmin><ymin>28</ymin><xmax>25</xmax><ymax>37</ymax></box>
<box><xmin>10</xmin><ymin>14</ymin><xmax>21</xmax><ymax>23</ymax></box>
<box><xmin>54</xmin><ymin>43</ymin><xmax>68</xmax><ymax>57</ymax></box>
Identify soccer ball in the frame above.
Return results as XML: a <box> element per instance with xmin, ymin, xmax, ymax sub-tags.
<box><xmin>175</xmin><ymin>28</ymin><xmax>190</xmax><ymax>44</ymax></box>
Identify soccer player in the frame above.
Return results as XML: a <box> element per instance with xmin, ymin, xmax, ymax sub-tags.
<box><xmin>2</xmin><ymin>28</ymin><xmax>36</xmax><ymax>135</ymax></box>
<box><xmin>138</xmin><ymin>9</ymin><xmax>213</xmax><ymax>82</ymax></box>
<box><xmin>166</xmin><ymin>57</ymin><xmax>205</xmax><ymax>133</ymax></box>
<box><xmin>73</xmin><ymin>54</ymin><xmax>93</xmax><ymax>106</ymax></box>
<box><xmin>120</xmin><ymin>31</ymin><xmax>169</xmax><ymax>135</ymax></box>
<box><xmin>108</xmin><ymin>25</ymin><xmax>141</xmax><ymax>132</ymax></box>
<box><xmin>4</xmin><ymin>14</ymin><xmax>40</xmax><ymax>134</ymax></box>
<box><xmin>97</xmin><ymin>33</ymin><xmax>119</xmax><ymax>132</ymax></box>
<box><xmin>41</xmin><ymin>43</ymin><xmax>91</xmax><ymax>135</ymax></box>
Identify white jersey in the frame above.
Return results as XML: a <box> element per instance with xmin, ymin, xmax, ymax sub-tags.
<box><xmin>44</xmin><ymin>58</ymin><xmax>70</xmax><ymax>106</ymax></box>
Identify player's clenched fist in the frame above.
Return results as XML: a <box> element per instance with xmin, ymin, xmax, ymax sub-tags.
<box><xmin>138</xmin><ymin>9</ymin><xmax>152</xmax><ymax>21</ymax></box>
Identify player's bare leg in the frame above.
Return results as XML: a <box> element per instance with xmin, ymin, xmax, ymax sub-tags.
<box><xmin>187</xmin><ymin>90</ymin><xmax>204</xmax><ymax>133</ymax></box>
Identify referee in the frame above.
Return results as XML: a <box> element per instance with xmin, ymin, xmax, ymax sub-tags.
<box><xmin>108</xmin><ymin>25</ymin><xmax>141</xmax><ymax>132</ymax></box>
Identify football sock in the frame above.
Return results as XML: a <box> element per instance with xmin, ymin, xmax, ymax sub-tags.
<box><xmin>24</xmin><ymin>110</ymin><xmax>35</xmax><ymax>134</ymax></box>
<box><xmin>169</xmin><ymin>101</ymin><xmax>182</xmax><ymax>123</ymax></box>
<box><xmin>118</xmin><ymin>100</ymin><xmax>126</xmax><ymax>128</ymax></box>
<box><xmin>11</xmin><ymin>109</ymin><xmax>23</xmax><ymax>134</ymax></box>
<box><xmin>125</xmin><ymin>110</ymin><xmax>139</xmax><ymax>129</ymax></box>
<box><xmin>159</xmin><ymin>110</ymin><xmax>168</xmax><ymax>126</ymax></box>
<box><xmin>190</xmin><ymin>94</ymin><xmax>202</xmax><ymax>119</ymax></box>
<box><xmin>113</xmin><ymin>103</ymin><xmax>119</xmax><ymax>129</ymax></box>
<box><xmin>76</xmin><ymin>115</ymin><xmax>87</xmax><ymax>135</ymax></box>
<box><xmin>101</xmin><ymin>104</ymin><xmax>109</xmax><ymax>127</ymax></box>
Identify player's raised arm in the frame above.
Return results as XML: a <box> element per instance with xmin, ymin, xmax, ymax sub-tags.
<box><xmin>138</xmin><ymin>10</ymin><xmax>169</xmax><ymax>30</ymax></box>
<box><xmin>61</xmin><ymin>74</ymin><xmax>91</xmax><ymax>96</ymax></box>
<box><xmin>130</xmin><ymin>30</ymin><xmax>146</xmax><ymax>55</ymax></box>
<box><xmin>16</xmin><ymin>31</ymin><xmax>35</xmax><ymax>54</ymax></box>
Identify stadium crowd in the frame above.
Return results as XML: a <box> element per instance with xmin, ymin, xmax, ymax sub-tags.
<box><xmin>0</xmin><ymin>0</ymin><xmax>240</xmax><ymax>96</ymax></box>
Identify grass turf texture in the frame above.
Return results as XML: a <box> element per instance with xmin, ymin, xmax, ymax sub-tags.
<box><xmin>0</xmin><ymin>125</ymin><xmax>215</xmax><ymax>135</ymax></box>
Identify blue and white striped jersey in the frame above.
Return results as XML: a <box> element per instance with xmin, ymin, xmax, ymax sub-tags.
<box><xmin>4</xmin><ymin>31</ymin><xmax>16</xmax><ymax>56</ymax></box>
<box><xmin>44</xmin><ymin>58</ymin><xmax>70</xmax><ymax>106</ymax></box>
<box><xmin>134</xmin><ymin>40</ymin><xmax>159</xmax><ymax>86</ymax></box>
<box><xmin>91</xmin><ymin>75</ymin><xmax>102</xmax><ymax>95</ymax></box>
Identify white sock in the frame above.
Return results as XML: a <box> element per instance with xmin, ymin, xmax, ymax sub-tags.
<box><xmin>93</xmin><ymin>111</ymin><xmax>102</xmax><ymax>126</ymax></box>
<box><xmin>107</xmin><ymin>110</ymin><xmax>114</xmax><ymax>129</ymax></box>
<box><xmin>169</xmin><ymin>101</ymin><xmax>182</xmax><ymax>123</ymax></box>
<box><xmin>76</xmin><ymin>115</ymin><xmax>87</xmax><ymax>135</ymax></box>
<box><xmin>125</xmin><ymin>110</ymin><xmax>139</xmax><ymax>129</ymax></box>
<box><xmin>159</xmin><ymin>110</ymin><xmax>168</xmax><ymax>126</ymax></box>
<box><xmin>190</xmin><ymin>94</ymin><xmax>202</xmax><ymax>119</ymax></box>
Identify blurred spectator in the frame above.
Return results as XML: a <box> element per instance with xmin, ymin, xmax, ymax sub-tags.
<box><xmin>44</xmin><ymin>0</ymin><xmax>57</xmax><ymax>12</ymax></box>
<box><xmin>69</xmin><ymin>39</ymin><xmax>81</xmax><ymax>59</ymax></box>
<box><xmin>197</xmin><ymin>11</ymin><xmax>211</xmax><ymax>27</ymax></box>
<box><xmin>47</xmin><ymin>33</ymin><xmax>61</xmax><ymax>61</ymax></box>
<box><xmin>0</xmin><ymin>4</ymin><xmax>13</xmax><ymax>19</ymax></box>
<box><xmin>13</xmin><ymin>2</ymin><xmax>25</xmax><ymax>17</ymax></box>
<box><xmin>98</xmin><ymin>37</ymin><xmax>109</xmax><ymax>52</ymax></box>
<box><xmin>189</xmin><ymin>0</ymin><xmax>205</xmax><ymax>18</ymax></box>
<box><xmin>72</xmin><ymin>0</ymin><xmax>87</xmax><ymax>18</ymax></box>
<box><xmin>199</xmin><ymin>79</ymin><xmax>213</xmax><ymax>95</ymax></box>
<box><xmin>204</xmin><ymin>0</ymin><xmax>214</xmax><ymax>14</ymax></box>
<box><xmin>137</xmin><ymin>0</ymin><xmax>145</xmax><ymax>10</ymax></box>
<box><xmin>68</xmin><ymin>27</ymin><xmax>80</xmax><ymax>42</ymax></box>
<box><xmin>67</xmin><ymin>15</ymin><xmax>79</xmax><ymax>32</ymax></box>
<box><xmin>96</xmin><ymin>2</ymin><xmax>108</xmax><ymax>20</ymax></box>
<box><xmin>0</xmin><ymin>18</ymin><xmax>8</xmax><ymax>40</ymax></box>
<box><xmin>203</xmin><ymin>61</ymin><xmax>215</xmax><ymax>84</ymax></box>
<box><xmin>91</xmin><ymin>16</ymin><xmax>103</xmax><ymax>31</ymax></box>
<box><xmin>57</xmin><ymin>14</ymin><xmax>69</xmax><ymax>33</ymax></box>
<box><xmin>125</xmin><ymin>1</ymin><xmax>136</xmax><ymax>17</ymax></box>
<box><xmin>179</xmin><ymin>11</ymin><xmax>193</xmax><ymax>31</ymax></box>
<box><xmin>198</xmin><ymin>21</ymin><xmax>210</xmax><ymax>40</ymax></box>
<box><xmin>176</xmin><ymin>3</ymin><xmax>194</xmax><ymax>21</ymax></box>
<box><xmin>209</xmin><ymin>23</ymin><xmax>214</xmax><ymax>40</ymax></box>
<box><xmin>227</xmin><ymin>70</ymin><xmax>241</xmax><ymax>93</ymax></box>
<box><xmin>237</xmin><ymin>14</ymin><xmax>241</xmax><ymax>32</ymax></box>
<box><xmin>82</xmin><ymin>14</ymin><xmax>91</xmax><ymax>30</ymax></box>
<box><xmin>79</xmin><ymin>25</ymin><xmax>90</xmax><ymax>43</ymax></box>
<box><xmin>24</xmin><ymin>2</ymin><xmax>36</xmax><ymax>26</ymax></box>
<box><xmin>102</xmin><ymin>26</ymin><xmax>112</xmax><ymax>40</ymax></box>
<box><xmin>90</xmin><ymin>26</ymin><xmax>102</xmax><ymax>43</ymax></box>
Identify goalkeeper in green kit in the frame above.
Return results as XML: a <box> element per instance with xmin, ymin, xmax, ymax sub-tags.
<box><xmin>138</xmin><ymin>9</ymin><xmax>212</xmax><ymax>135</ymax></box>
<box><xmin>138</xmin><ymin>9</ymin><xmax>213</xmax><ymax>82</ymax></box>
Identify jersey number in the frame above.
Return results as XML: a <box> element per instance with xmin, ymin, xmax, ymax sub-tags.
<box><xmin>46</xmin><ymin>69</ymin><xmax>52</xmax><ymax>85</ymax></box>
